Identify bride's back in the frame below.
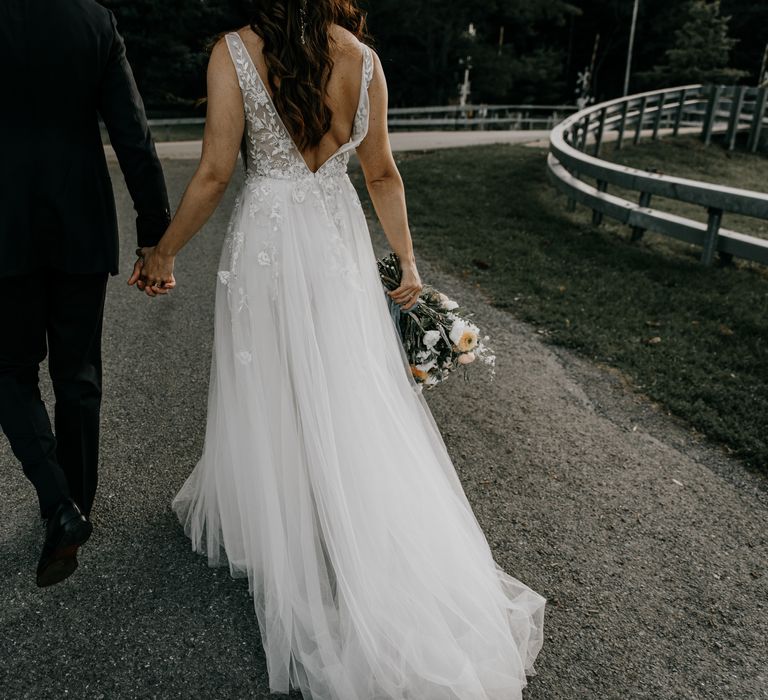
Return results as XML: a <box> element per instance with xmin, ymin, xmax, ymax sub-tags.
<box><xmin>236</xmin><ymin>24</ymin><xmax>367</xmax><ymax>174</ymax></box>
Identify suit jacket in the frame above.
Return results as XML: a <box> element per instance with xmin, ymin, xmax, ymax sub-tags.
<box><xmin>0</xmin><ymin>0</ymin><xmax>171</xmax><ymax>278</ymax></box>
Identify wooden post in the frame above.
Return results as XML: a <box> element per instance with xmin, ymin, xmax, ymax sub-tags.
<box><xmin>701</xmin><ymin>207</ymin><xmax>723</xmax><ymax>265</ymax></box>
<box><xmin>566</xmin><ymin>125</ymin><xmax>578</xmax><ymax>212</ymax></box>
<box><xmin>748</xmin><ymin>87</ymin><xmax>768</xmax><ymax>153</ymax></box>
<box><xmin>702</xmin><ymin>85</ymin><xmax>723</xmax><ymax>146</ymax></box>
<box><xmin>633</xmin><ymin>95</ymin><xmax>647</xmax><ymax>145</ymax></box>
<box><xmin>673</xmin><ymin>88</ymin><xmax>687</xmax><ymax>136</ymax></box>
<box><xmin>579</xmin><ymin>114</ymin><xmax>591</xmax><ymax>151</ymax></box>
<box><xmin>594</xmin><ymin>107</ymin><xmax>607</xmax><ymax>156</ymax></box>
<box><xmin>631</xmin><ymin>192</ymin><xmax>652</xmax><ymax>241</ymax></box>
<box><xmin>726</xmin><ymin>86</ymin><xmax>746</xmax><ymax>151</ymax></box>
<box><xmin>616</xmin><ymin>100</ymin><xmax>629</xmax><ymax>150</ymax></box>
<box><xmin>592</xmin><ymin>181</ymin><xmax>608</xmax><ymax>225</ymax></box>
<box><xmin>652</xmin><ymin>92</ymin><xmax>667</xmax><ymax>139</ymax></box>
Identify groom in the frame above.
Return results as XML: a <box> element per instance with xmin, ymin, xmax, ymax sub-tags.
<box><xmin>0</xmin><ymin>0</ymin><xmax>171</xmax><ymax>586</ymax></box>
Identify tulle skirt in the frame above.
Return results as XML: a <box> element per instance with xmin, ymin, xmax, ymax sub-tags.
<box><xmin>172</xmin><ymin>172</ymin><xmax>546</xmax><ymax>699</ymax></box>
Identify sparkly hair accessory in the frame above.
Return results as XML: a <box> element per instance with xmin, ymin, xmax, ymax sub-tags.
<box><xmin>299</xmin><ymin>0</ymin><xmax>308</xmax><ymax>45</ymax></box>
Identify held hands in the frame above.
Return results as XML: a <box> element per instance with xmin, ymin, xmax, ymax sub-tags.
<box><xmin>388</xmin><ymin>260</ymin><xmax>423</xmax><ymax>311</ymax></box>
<box><xmin>128</xmin><ymin>247</ymin><xmax>176</xmax><ymax>297</ymax></box>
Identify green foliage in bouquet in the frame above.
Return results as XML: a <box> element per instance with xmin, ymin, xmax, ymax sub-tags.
<box><xmin>378</xmin><ymin>253</ymin><xmax>495</xmax><ymax>390</ymax></box>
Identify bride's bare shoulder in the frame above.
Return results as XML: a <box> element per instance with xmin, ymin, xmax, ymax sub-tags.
<box><xmin>329</xmin><ymin>24</ymin><xmax>368</xmax><ymax>57</ymax></box>
<box><xmin>235</xmin><ymin>25</ymin><xmax>264</xmax><ymax>53</ymax></box>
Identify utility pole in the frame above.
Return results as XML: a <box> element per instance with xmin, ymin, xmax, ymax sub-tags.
<box><xmin>759</xmin><ymin>42</ymin><xmax>768</xmax><ymax>87</ymax></box>
<box><xmin>459</xmin><ymin>56</ymin><xmax>472</xmax><ymax>106</ymax></box>
<box><xmin>459</xmin><ymin>23</ymin><xmax>476</xmax><ymax>107</ymax></box>
<box><xmin>623</xmin><ymin>0</ymin><xmax>640</xmax><ymax>96</ymax></box>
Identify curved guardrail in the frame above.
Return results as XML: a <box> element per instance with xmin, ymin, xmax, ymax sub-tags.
<box><xmin>547</xmin><ymin>84</ymin><xmax>768</xmax><ymax>265</ymax></box>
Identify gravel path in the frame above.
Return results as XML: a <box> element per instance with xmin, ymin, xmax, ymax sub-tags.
<box><xmin>1</xmin><ymin>159</ymin><xmax>766</xmax><ymax>699</ymax></box>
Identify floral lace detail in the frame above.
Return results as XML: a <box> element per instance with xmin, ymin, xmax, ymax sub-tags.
<box><xmin>226</xmin><ymin>35</ymin><xmax>308</xmax><ymax>180</ymax></box>
<box><xmin>219</xmin><ymin>34</ymin><xmax>373</xmax><ymax>308</ymax></box>
<box><xmin>218</xmin><ymin>193</ymin><xmax>245</xmax><ymax>302</ymax></box>
<box><xmin>225</xmin><ymin>33</ymin><xmax>373</xmax><ymax>182</ymax></box>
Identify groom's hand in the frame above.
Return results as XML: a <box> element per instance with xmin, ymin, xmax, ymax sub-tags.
<box><xmin>128</xmin><ymin>251</ymin><xmax>148</xmax><ymax>292</ymax></box>
<box><xmin>128</xmin><ymin>246</ymin><xmax>176</xmax><ymax>297</ymax></box>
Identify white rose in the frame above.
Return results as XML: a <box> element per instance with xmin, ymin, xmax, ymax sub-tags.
<box><xmin>416</xmin><ymin>359</ymin><xmax>437</xmax><ymax>372</ymax></box>
<box><xmin>449</xmin><ymin>321</ymin><xmax>466</xmax><ymax>345</ymax></box>
<box><xmin>437</xmin><ymin>292</ymin><xmax>459</xmax><ymax>310</ymax></box>
<box><xmin>423</xmin><ymin>330</ymin><xmax>441</xmax><ymax>348</ymax></box>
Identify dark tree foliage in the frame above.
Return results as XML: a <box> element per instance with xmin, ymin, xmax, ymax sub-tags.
<box><xmin>638</xmin><ymin>0</ymin><xmax>747</xmax><ymax>88</ymax></box>
<box><xmin>361</xmin><ymin>0</ymin><xmax>579</xmax><ymax>106</ymax></box>
<box><xmin>100</xmin><ymin>0</ymin><xmax>246</xmax><ymax>114</ymax></box>
<box><xmin>99</xmin><ymin>0</ymin><xmax>767</xmax><ymax>113</ymax></box>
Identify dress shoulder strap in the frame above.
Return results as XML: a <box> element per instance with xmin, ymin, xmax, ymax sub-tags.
<box><xmin>224</xmin><ymin>32</ymin><xmax>252</xmax><ymax>94</ymax></box>
<box><xmin>361</xmin><ymin>44</ymin><xmax>374</xmax><ymax>91</ymax></box>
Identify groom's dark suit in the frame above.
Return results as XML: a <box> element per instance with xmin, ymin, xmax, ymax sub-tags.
<box><xmin>0</xmin><ymin>0</ymin><xmax>171</xmax><ymax>517</ymax></box>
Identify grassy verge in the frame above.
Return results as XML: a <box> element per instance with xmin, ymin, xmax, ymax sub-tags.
<box><xmin>353</xmin><ymin>143</ymin><xmax>768</xmax><ymax>472</ymax></box>
<box><xmin>602</xmin><ymin>135</ymin><xmax>768</xmax><ymax>242</ymax></box>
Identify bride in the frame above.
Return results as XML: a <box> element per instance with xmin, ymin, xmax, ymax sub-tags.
<box><xmin>130</xmin><ymin>1</ymin><xmax>546</xmax><ymax>697</ymax></box>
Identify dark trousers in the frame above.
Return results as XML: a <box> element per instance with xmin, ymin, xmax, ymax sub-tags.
<box><xmin>0</xmin><ymin>270</ymin><xmax>108</xmax><ymax>518</ymax></box>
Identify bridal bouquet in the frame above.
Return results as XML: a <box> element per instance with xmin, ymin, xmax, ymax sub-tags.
<box><xmin>378</xmin><ymin>253</ymin><xmax>496</xmax><ymax>389</ymax></box>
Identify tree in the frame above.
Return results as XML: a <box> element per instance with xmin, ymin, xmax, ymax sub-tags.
<box><xmin>640</xmin><ymin>0</ymin><xmax>748</xmax><ymax>87</ymax></box>
<box><xmin>720</xmin><ymin>0</ymin><xmax>768</xmax><ymax>84</ymax></box>
<box><xmin>362</xmin><ymin>0</ymin><xmax>578</xmax><ymax>106</ymax></box>
<box><xmin>101</xmin><ymin>0</ymin><xmax>243</xmax><ymax>113</ymax></box>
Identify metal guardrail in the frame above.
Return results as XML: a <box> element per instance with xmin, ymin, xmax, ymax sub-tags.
<box><xmin>547</xmin><ymin>84</ymin><xmax>768</xmax><ymax>266</ymax></box>
<box><xmin>139</xmin><ymin>104</ymin><xmax>578</xmax><ymax>139</ymax></box>
<box><xmin>387</xmin><ymin>104</ymin><xmax>577</xmax><ymax>130</ymax></box>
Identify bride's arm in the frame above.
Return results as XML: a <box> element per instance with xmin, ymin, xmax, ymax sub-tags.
<box><xmin>356</xmin><ymin>50</ymin><xmax>423</xmax><ymax>310</ymax></box>
<box><xmin>129</xmin><ymin>37</ymin><xmax>244</xmax><ymax>294</ymax></box>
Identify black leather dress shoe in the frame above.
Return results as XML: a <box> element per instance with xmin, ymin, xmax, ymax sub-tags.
<box><xmin>36</xmin><ymin>499</ymin><xmax>93</xmax><ymax>588</ymax></box>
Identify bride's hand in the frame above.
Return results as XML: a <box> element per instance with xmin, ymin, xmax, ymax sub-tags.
<box><xmin>388</xmin><ymin>261</ymin><xmax>423</xmax><ymax>311</ymax></box>
<box><xmin>128</xmin><ymin>246</ymin><xmax>176</xmax><ymax>297</ymax></box>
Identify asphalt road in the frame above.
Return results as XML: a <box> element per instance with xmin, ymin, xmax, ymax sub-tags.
<box><xmin>137</xmin><ymin>130</ymin><xmax>554</xmax><ymax>161</ymax></box>
<box><xmin>1</xmin><ymin>158</ymin><xmax>767</xmax><ymax>699</ymax></box>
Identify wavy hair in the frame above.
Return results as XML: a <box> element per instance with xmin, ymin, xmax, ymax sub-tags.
<box><xmin>248</xmin><ymin>0</ymin><xmax>369</xmax><ymax>151</ymax></box>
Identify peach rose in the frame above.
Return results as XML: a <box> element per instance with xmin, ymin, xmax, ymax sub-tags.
<box><xmin>458</xmin><ymin>351</ymin><xmax>476</xmax><ymax>365</ymax></box>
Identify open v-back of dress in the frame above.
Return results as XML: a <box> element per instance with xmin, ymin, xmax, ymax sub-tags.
<box><xmin>172</xmin><ymin>31</ymin><xmax>546</xmax><ymax>700</ymax></box>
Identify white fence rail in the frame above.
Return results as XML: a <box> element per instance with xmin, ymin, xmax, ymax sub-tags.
<box><xmin>547</xmin><ymin>84</ymin><xmax>768</xmax><ymax>266</ymax></box>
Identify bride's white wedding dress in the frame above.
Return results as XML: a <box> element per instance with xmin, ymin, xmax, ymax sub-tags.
<box><xmin>172</xmin><ymin>32</ymin><xmax>545</xmax><ymax>700</ymax></box>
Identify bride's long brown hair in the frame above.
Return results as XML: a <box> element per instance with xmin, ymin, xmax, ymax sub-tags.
<box><xmin>249</xmin><ymin>0</ymin><xmax>369</xmax><ymax>151</ymax></box>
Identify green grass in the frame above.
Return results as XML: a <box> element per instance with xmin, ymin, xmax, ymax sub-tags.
<box><xmin>602</xmin><ymin>135</ymin><xmax>768</xmax><ymax>242</ymax></box>
<box><xmin>354</xmin><ymin>143</ymin><xmax>768</xmax><ymax>472</ymax></box>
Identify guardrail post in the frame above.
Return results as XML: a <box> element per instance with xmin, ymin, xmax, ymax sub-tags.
<box><xmin>579</xmin><ymin>114</ymin><xmax>591</xmax><ymax>151</ymax></box>
<box><xmin>748</xmin><ymin>87</ymin><xmax>768</xmax><ymax>153</ymax></box>
<box><xmin>673</xmin><ymin>88</ymin><xmax>687</xmax><ymax>136</ymax></box>
<box><xmin>652</xmin><ymin>92</ymin><xmax>667</xmax><ymax>139</ymax></box>
<box><xmin>633</xmin><ymin>95</ymin><xmax>648</xmax><ymax>145</ymax></box>
<box><xmin>702</xmin><ymin>85</ymin><xmax>723</xmax><ymax>146</ymax></box>
<box><xmin>631</xmin><ymin>192</ymin><xmax>652</xmax><ymax>241</ymax></box>
<box><xmin>726</xmin><ymin>85</ymin><xmax>746</xmax><ymax>151</ymax></box>
<box><xmin>592</xmin><ymin>181</ymin><xmax>608</xmax><ymax>225</ymax></box>
<box><xmin>615</xmin><ymin>101</ymin><xmax>629</xmax><ymax>150</ymax></box>
<box><xmin>701</xmin><ymin>207</ymin><xmax>723</xmax><ymax>265</ymax></box>
<box><xmin>594</xmin><ymin>107</ymin><xmax>607</xmax><ymax>156</ymax></box>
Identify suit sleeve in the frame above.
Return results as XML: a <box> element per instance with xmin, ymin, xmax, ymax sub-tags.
<box><xmin>97</xmin><ymin>12</ymin><xmax>171</xmax><ymax>248</ymax></box>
